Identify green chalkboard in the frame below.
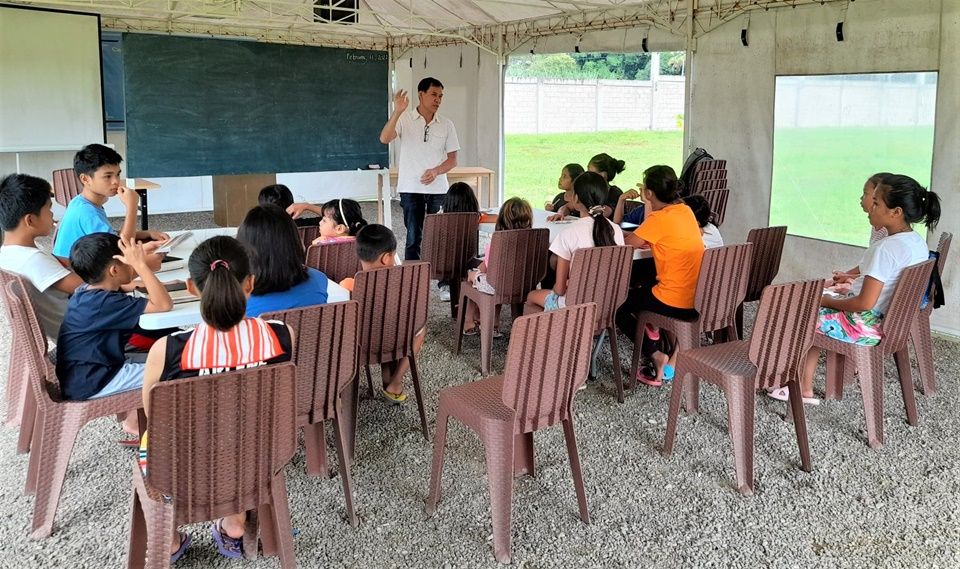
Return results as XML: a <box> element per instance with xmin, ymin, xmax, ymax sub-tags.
<box><xmin>122</xmin><ymin>33</ymin><xmax>388</xmax><ymax>177</ymax></box>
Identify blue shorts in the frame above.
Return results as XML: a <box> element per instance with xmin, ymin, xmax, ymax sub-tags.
<box><xmin>544</xmin><ymin>292</ymin><xmax>567</xmax><ymax>312</ymax></box>
<box><xmin>90</xmin><ymin>359</ymin><xmax>146</xmax><ymax>399</ymax></box>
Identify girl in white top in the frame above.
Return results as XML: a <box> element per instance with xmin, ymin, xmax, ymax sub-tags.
<box><xmin>771</xmin><ymin>174</ymin><xmax>941</xmax><ymax>405</ymax></box>
<box><xmin>682</xmin><ymin>194</ymin><xmax>724</xmax><ymax>249</ymax></box>
<box><xmin>527</xmin><ymin>172</ymin><xmax>625</xmax><ymax>311</ymax></box>
<box><xmin>827</xmin><ymin>172</ymin><xmax>893</xmax><ymax>293</ymax></box>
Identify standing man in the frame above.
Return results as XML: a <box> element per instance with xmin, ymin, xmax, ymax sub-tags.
<box><xmin>380</xmin><ymin>77</ymin><xmax>460</xmax><ymax>263</ymax></box>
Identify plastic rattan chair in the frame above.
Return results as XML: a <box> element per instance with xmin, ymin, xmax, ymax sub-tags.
<box><xmin>297</xmin><ymin>225</ymin><xmax>321</xmax><ymax>250</ymax></box>
<box><xmin>629</xmin><ymin>243</ymin><xmax>753</xmax><ymax>413</ymax></box>
<box><xmin>0</xmin><ymin>268</ymin><xmax>30</xmax><ymax>429</ymax></box>
<box><xmin>736</xmin><ymin>226</ymin><xmax>788</xmax><ymax>338</ymax></box>
<box><xmin>6</xmin><ymin>280</ymin><xmax>145</xmax><ymax>539</ymax></box>
<box><xmin>910</xmin><ymin>232</ymin><xmax>952</xmax><ymax>395</ymax></box>
<box><xmin>260</xmin><ymin>301</ymin><xmax>360</xmax><ymax>526</ymax></box>
<box><xmin>523</xmin><ymin>246</ymin><xmax>634</xmax><ymax>402</ymax></box>
<box><xmin>690</xmin><ymin>160</ymin><xmax>728</xmax><ymax>194</ymax></box>
<box><xmin>126</xmin><ymin>363</ymin><xmax>299</xmax><ymax>568</ymax></box>
<box><xmin>353</xmin><ymin>262</ymin><xmax>431</xmax><ymax>440</ymax></box>
<box><xmin>422</xmin><ymin>212</ymin><xmax>480</xmax><ymax>318</ymax></box>
<box><xmin>305</xmin><ymin>240</ymin><xmax>361</xmax><ymax>283</ymax></box>
<box><xmin>427</xmin><ymin>303</ymin><xmax>597</xmax><ymax>563</ymax></box>
<box><xmin>455</xmin><ymin>228</ymin><xmax>550</xmax><ymax>376</ymax></box>
<box><xmin>700</xmin><ymin>188</ymin><xmax>730</xmax><ymax>226</ymax></box>
<box><xmin>51</xmin><ymin>169</ymin><xmax>83</xmax><ymax>208</ymax></box>
<box><xmin>663</xmin><ymin>279</ymin><xmax>823</xmax><ymax>495</ymax></box>
<box><xmin>816</xmin><ymin>260</ymin><xmax>935</xmax><ymax>448</ymax></box>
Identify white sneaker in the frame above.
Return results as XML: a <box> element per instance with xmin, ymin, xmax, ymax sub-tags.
<box><xmin>438</xmin><ymin>284</ymin><xmax>451</xmax><ymax>302</ymax></box>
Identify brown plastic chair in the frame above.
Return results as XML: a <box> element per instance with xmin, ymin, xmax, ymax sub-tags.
<box><xmin>51</xmin><ymin>169</ymin><xmax>83</xmax><ymax>208</ymax></box>
<box><xmin>700</xmin><ymin>188</ymin><xmax>730</xmax><ymax>226</ymax></box>
<box><xmin>305</xmin><ymin>240</ymin><xmax>361</xmax><ymax>283</ymax></box>
<box><xmin>523</xmin><ymin>246</ymin><xmax>634</xmax><ymax>402</ymax></box>
<box><xmin>353</xmin><ymin>261</ymin><xmax>431</xmax><ymax>440</ymax></box>
<box><xmin>736</xmin><ymin>226</ymin><xmax>788</xmax><ymax>338</ymax></box>
<box><xmin>816</xmin><ymin>260</ymin><xmax>935</xmax><ymax>449</ymax></box>
<box><xmin>0</xmin><ymin>268</ymin><xmax>30</xmax><ymax>429</ymax></box>
<box><xmin>691</xmin><ymin>159</ymin><xmax>728</xmax><ymax>194</ymax></box>
<box><xmin>421</xmin><ymin>212</ymin><xmax>480</xmax><ymax>318</ymax></box>
<box><xmin>629</xmin><ymin>243</ymin><xmax>753</xmax><ymax>413</ymax></box>
<box><xmin>663</xmin><ymin>279</ymin><xmax>823</xmax><ymax>495</ymax></box>
<box><xmin>455</xmin><ymin>228</ymin><xmax>550</xmax><ymax>376</ymax></box>
<box><xmin>126</xmin><ymin>363</ymin><xmax>299</xmax><ymax>568</ymax></box>
<box><xmin>5</xmin><ymin>280</ymin><xmax>145</xmax><ymax>539</ymax></box>
<box><xmin>427</xmin><ymin>303</ymin><xmax>597</xmax><ymax>563</ymax></box>
<box><xmin>910</xmin><ymin>232</ymin><xmax>952</xmax><ymax>395</ymax></box>
<box><xmin>260</xmin><ymin>301</ymin><xmax>360</xmax><ymax>526</ymax></box>
<box><xmin>297</xmin><ymin>225</ymin><xmax>321</xmax><ymax>250</ymax></box>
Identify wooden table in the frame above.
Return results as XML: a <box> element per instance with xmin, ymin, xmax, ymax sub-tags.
<box><xmin>124</xmin><ymin>178</ymin><xmax>161</xmax><ymax>231</ymax></box>
<box><xmin>387</xmin><ymin>166</ymin><xmax>497</xmax><ymax>208</ymax></box>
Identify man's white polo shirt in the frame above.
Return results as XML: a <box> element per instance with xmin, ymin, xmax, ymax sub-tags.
<box><xmin>395</xmin><ymin>109</ymin><xmax>460</xmax><ymax>195</ymax></box>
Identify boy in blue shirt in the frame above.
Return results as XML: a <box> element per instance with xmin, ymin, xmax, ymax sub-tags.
<box><xmin>52</xmin><ymin>144</ymin><xmax>168</xmax><ymax>258</ymax></box>
<box><xmin>56</xmin><ymin>233</ymin><xmax>172</xmax><ymax>406</ymax></box>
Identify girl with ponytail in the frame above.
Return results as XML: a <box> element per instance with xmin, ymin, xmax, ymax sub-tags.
<box><xmin>138</xmin><ymin>235</ymin><xmax>294</xmax><ymax>561</ymax></box>
<box><xmin>773</xmin><ymin>174</ymin><xmax>942</xmax><ymax>406</ymax></box>
<box><xmin>527</xmin><ymin>171</ymin><xmax>625</xmax><ymax>311</ymax></box>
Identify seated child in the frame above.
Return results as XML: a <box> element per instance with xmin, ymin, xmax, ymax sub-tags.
<box><xmin>52</xmin><ymin>144</ymin><xmax>168</xmax><ymax>259</ymax></box>
<box><xmin>772</xmin><ymin>174</ymin><xmax>940</xmax><ymax>405</ymax></box>
<box><xmin>441</xmin><ymin>181</ymin><xmax>480</xmax><ymax>214</ymax></box>
<box><xmin>139</xmin><ymin>235</ymin><xmax>294</xmax><ymax>561</ymax></box>
<box><xmin>56</xmin><ymin>233</ymin><xmax>172</xmax><ymax>442</ymax></box>
<box><xmin>827</xmin><ymin>172</ymin><xmax>893</xmax><ymax>294</ymax></box>
<box><xmin>343</xmin><ymin>224</ymin><xmax>426</xmax><ymax>403</ymax></box>
<box><xmin>613</xmin><ymin>186</ymin><xmax>646</xmax><ymax>226</ymax></box>
<box><xmin>311</xmin><ymin>198</ymin><xmax>368</xmax><ymax>245</ymax></box>
<box><xmin>545</xmin><ymin>164</ymin><xmax>585</xmax><ymax>213</ymax></box>
<box><xmin>527</xmin><ymin>172</ymin><xmax>625</xmax><ymax>311</ymax></box>
<box><xmin>682</xmin><ymin>194</ymin><xmax>724</xmax><ymax>248</ymax></box>
<box><xmin>258</xmin><ymin>183</ymin><xmax>320</xmax><ymax>227</ymax></box>
<box><xmin>237</xmin><ymin>205</ymin><xmax>331</xmax><ymax>317</ymax></box>
<box><xmin>462</xmin><ymin>197</ymin><xmax>533</xmax><ymax>336</ymax></box>
<box><xmin>0</xmin><ymin>174</ymin><xmax>84</xmax><ymax>339</ymax></box>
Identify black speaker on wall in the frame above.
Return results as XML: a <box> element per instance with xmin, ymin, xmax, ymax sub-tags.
<box><xmin>314</xmin><ymin>0</ymin><xmax>358</xmax><ymax>24</ymax></box>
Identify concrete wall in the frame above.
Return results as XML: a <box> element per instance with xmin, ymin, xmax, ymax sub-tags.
<box><xmin>504</xmin><ymin>77</ymin><xmax>685</xmax><ymax>134</ymax></box>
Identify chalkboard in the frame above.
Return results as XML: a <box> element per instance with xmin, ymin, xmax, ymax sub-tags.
<box><xmin>122</xmin><ymin>33</ymin><xmax>388</xmax><ymax>177</ymax></box>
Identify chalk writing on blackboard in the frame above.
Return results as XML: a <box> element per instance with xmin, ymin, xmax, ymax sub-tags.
<box><xmin>346</xmin><ymin>52</ymin><xmax>388</xmax><ymax>62</ymax></box>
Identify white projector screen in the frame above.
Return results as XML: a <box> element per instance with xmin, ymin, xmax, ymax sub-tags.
<box><xmin>0</xmin><ymin>5</ymin><xmax>104</xmax><ymax>152</ymax></box>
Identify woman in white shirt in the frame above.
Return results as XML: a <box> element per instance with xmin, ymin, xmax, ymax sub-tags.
<box><xmin>682</xmin><ymin>194</ymin><xmax>724</xmax><ymax>249</ymax></box>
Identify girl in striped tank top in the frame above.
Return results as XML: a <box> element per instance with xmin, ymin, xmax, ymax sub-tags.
<box><xmin>138</xmin><ymin>236</ymin><xmax>294</xmax><ymax>562</ymax></box>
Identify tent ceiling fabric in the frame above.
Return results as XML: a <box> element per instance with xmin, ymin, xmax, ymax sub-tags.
<box><xmin>4</xmin><ymin>0</ymin><xmax>846</xmax><ymax>51</ymax></box>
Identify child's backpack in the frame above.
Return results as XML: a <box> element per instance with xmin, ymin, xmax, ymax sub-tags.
<box><xmin>921</xmin><ymin>250</ymin><xmax>946</xmax><ymax>310</ymax></box>
<box><xmin>679</xmin><ymin>147</ymin><xmax>714</xmax><ymax>196</ymax></box>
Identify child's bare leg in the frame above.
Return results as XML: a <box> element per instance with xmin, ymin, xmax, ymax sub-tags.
<box><xmin>494</xmin><ymin>305</ymin><xmax>503</xmax><ymax>332</ymax></box>
<box><xmin>385</xmin><ymin>328</ymin><xmax>427</xmax><ymax>395</ymax></box>
<box><xmin>651</xmin><ymin>330</ymin><xmax>677</xmax><ymax>382</ymax></box>
<box><xmin>800</xmin><ymin>348</ymin><xmax>819</xmax><ymax>398</ymax></box>
<box><xmin>464</xmin><ymin>299</ymin><xmax>479</xmax><ymax>332</ymax></box>
<box><xmin>527</xmin><ymin>289</ymin><xmax>552</xmax><ymax>308</ymax></box>
<box><xmin>120</xmin><ymin>410</ymin><xmax>139</xmax><ymax>436</ymax></box>
<box><xmin>220</xmin><ymin>513</ymin><xmax>245</xmax><ymax>539</ymax></box>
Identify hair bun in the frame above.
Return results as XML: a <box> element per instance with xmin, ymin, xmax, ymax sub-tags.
<box><xmin>616</xmin><ymin>160</ymin><xmax>626</xmax><ymax>173</ymax></box>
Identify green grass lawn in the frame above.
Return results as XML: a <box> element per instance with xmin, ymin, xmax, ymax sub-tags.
<box><xmin>771</xmin><ymin>126</ymin><xmax>934</xmax><ymax>246</ymax></box>
<box><xmin>504</xmin><ymin>127</ymin><xmax>934</xmax><ymax>247</ymax></box>
<box><xmin>504</xmin><ymin>130</ymin><xmax>684</xmax><ymax>208</ymax></box>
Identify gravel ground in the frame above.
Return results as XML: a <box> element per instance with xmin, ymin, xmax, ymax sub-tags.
<box><xmin>1</xmin><ymin>202</ymin><xmax>958</xmax><ymax>568</ymax></box>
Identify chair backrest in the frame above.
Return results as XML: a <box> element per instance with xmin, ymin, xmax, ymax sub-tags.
<box><xmin>501</xmin><ymin>303</ymin><xmax>597</xmax><ymax>433</ymax></box>
<box><xmin>305</xmin><ymin>240</ymin><xmax>361</xmax><ymax>283</ymax></box>
<box><xmin>5</xmin><ymin>280</ymin><xmax>56</xmax><ymax>407</ymax></box>
<box><xmin>51</xmin><ymin>169</ymin><xmax>83</xmax><ymax>208</ymax></box>
<box><xmin>700</xmin><ymin>188</ymin><xmax>730</xmax><ymax>226</ymax></box>
<box><xmin>879</xmin><ymin>259</ymin><xmax>935</xmax><ymax>355</ymax></box>
<box><xmin>744</xmin><ymin>226</ymin><xmax>788</xmax><ymax>303</ymax></box>
<box><xmin>260</xmin><ymin>301</ymin><xmax>359</xmax><ymax>422</ymax></box>
<box><xmin>694</xmin><ymin>243</ymin><xmax>753</xmax><ymax>332</ymax></box>
<box><xmin>691</xmin><ymin>160</ymin><xmax>728</xmax><ymax>194</ymax></box>
<box><xmin>421</xmin><ymin>212</ymin><xmax>479</xmax><ymax>282</ymax></box>
<box><xmin>353</xmin><ymin>262</ymin><xmax>430</xmax><ymax>366</ymax></box>
<box><xmin>0</xmin><ymin>268</ymin><xmax>21</xmax><ymax>319</ymax></box>
<box><xmin>297</xmin><ymin>226</ymin><xmax>321</xmax><ymax>250</ymax></box>
<box><xmin>748</xmin><ymin>279</ymin><xmax>824</xmax><ymax>390</ymax></box>
<box><xmin>486</xmin><ymin>228</ymin><xmax>550</xmax><ymax>303</ymax></box>
<box><xmin>144</xmin><ymin>363</ymin><xmax>298</xmax><ymax>512</ymax></box>
<box><xmin>565</xmin><ymin>246</ymin><xmax>633</xmax><ymax>331</ymax></box>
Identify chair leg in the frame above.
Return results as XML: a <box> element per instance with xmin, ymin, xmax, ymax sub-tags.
<box><xmin>608</xmin><ymin>326</ymin><xmax>625</xmax><ymax>403</ymax></box>
<box><xmin>723</xmin><ymin>381</ymin><xmax>755</xmax><ymax>496</ymax></box>
<box><xmin>17</xmin><ymin>391</ymin><xmax>37</xmax><ymax>455</ymax></box>
<box><xmin>332</xmin><ymin>413</ymin><xmax>358</xmax><ymax>527</ymax></box>
<box><xmin>24</xmin><ymin>408</ymin><xmax>43</xmax><ymax>496</ymax></box>
<box><xmin>679</xmin><ymin>331</ymin><xmax>700</xmax><ymax>415</ymax></box>
<box><xmin>303</xmin><ymin>421</ymin><xmax>329</xmax><ymax>478</ymax></box>
<box><xmin>268</xmin><ymin>475</ymin><xmax>297</xmax><ymax>569</ymax></box>
<box><xmin>662</xmin><ymin>367</ymin><xmax>686</xmax><ymax>457</ymax></box>
<box><xmin>126</xmin><ymin>487</ymin><xmax>148</xmax><ymax>569</ymax></box>
<box><xmin>786</xmin><ymin>380</ymin><xmax>812</xmax><ymax>473</ymax></box>
<box><xmin>449</xmin><ymin>281</ymin><xmax>460</xmax><ymax>319</ymax></box>
<box><xmin>479</xmin><ymin>301</ymin><xmax>495</xmax><ymax>376</ymax></box>
<box><xmin>408</xmin><ymin>356</ymin><xmax>430</xmax><ymax>441</ymax></box>
<box><xmin>425</xmin><ymin>410</ymin><xmax>449</xmax><ymax>515</ymax></box>
<box><xmin>31</xmin><ymin>415</ymin><xmax>82</xmax><ymax>538</ymax></box>
<box><xmin>243</xmin><ymin>510</ymin><xmax>259</xmax><ymax>561</ymax></box>
<box><xmin>258</xmin><ymin>504</ymin><xmax>278</xmax><ymax>557</ymax></box>
<box><xmin>484</xmin><ymin>429</ymin><xmax>515</xmax><ymax>564</ymax></box>
<box><xmin>910</xmin><ymin>314</ymin><xmax>936</xmax><ymax>396</ymax></box>
<box><xmin>513</xmin><ymin>432</ymin><xmax>534</xmax><ymax>477</ymax></box>
<box><xmin>141</xmin><ymin>491</ymin><xmax>175</xmax><ymax>569</ymax></box>
<box><xmin>562</xmin><ymin>418</ymin><xmax>590</xmax><ymax>524</ymax></box>
<box><xmin>341</xmin><ymin>378</ymin><xmax>359</xmax><ymax>464</ymax></box>
<box><xmin>455</xmin><ymin>292</ymin><xmax>468</xmax><ymax>355</ymax></box>
<box><xmin>857</xmin><ymin>350</ymin><xmax>885</xmax><ymax>449</ymax></box>
<box><xmin>893</xmin><ymin>348</ymin><xmax>919</xmax><ymax>427</ymax></box>
<box><xmin>824</xmin><ymin>351</ymin><xmax>846</xmax><ymax>401</ymax></box>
